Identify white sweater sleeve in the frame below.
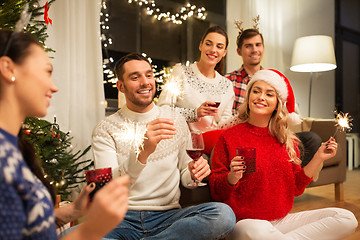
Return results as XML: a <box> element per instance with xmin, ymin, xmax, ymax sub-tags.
<box><xmin>91</xmin><ymin>121</ymin><xmax>146</xmax><ymax>185</ymax></box>
<box><xmin>157</xmin><ymin>64</ymin><xmax>198</xmax><ymax>122</ymax></box>
<box><xmin>217</xmin><ymin>79</ymin><xmax>235</xmax><ymax>127</ymax></box>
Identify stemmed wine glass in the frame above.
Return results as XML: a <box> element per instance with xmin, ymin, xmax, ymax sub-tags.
<box><xmin>209</xmin><ymin>97</ymin><xmax>221</xmax><ymax>128</ymax></box>
<box><xmin>187</xmin><ymin>131</ymin><xmax>207</xmax><ymax>187</ymax></box>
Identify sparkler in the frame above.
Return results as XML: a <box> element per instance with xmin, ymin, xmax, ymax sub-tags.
<box><xmin>333</xmin><ymin>111</ymin><xmax>352</xmax><ymax>138</ymax></box>
<box><xmin>162</xmin><ymin>74</ymin><xmax>183</xmax><ymax>118</ymax></box>
<box><xmin>113</xmin><ymin>121</ymin><xmax>147</xmax><ymax>160</ymax></box>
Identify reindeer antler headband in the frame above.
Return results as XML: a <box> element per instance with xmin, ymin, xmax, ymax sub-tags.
<box><xmin>252</xmin><ymin>15</ymin><xmax>260</xmax><ymax>31</ymax></box>
<box><xmin>234</xmin><ymin>15</ymin><xmax>261</xmax><ymax>35</ymax></box>
<box><xmin>1</xmin><ymin>3</ymin><xmax>32</xmax><ymax>57</ymax></box>
<box><xmin>234</xmin><ymin>19</ymin><xmax>244</xmax><ymax>35</ymax></box>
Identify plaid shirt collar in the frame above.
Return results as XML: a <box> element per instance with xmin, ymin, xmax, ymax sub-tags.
<box><xmin>236</xmin><ymin>65</ymin><xmax>264</xmax><ymax>81</ymax></box>
<box><xmin>227</xmin><ymin>65</ymin><xmax>263</xmax><ymax>115</ymax></box>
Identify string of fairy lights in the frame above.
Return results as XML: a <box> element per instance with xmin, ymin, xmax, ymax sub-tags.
<box><xmin>128</xmin><ymin>0</ymin><xmax>207</xmax><ymax>24</ymax></box>
<box><xmin>100</xmin><ymin>1</ymin><xmax>115</xmax><ymax>86</ymax></box>
<box><xmin>100</xmin><ymin>0</ymin><xmax>207</xmax><ymax>88</ymax></box>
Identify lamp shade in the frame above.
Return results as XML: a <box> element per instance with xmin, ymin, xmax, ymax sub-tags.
<box><xmin>290</xmin><ymin>35</ymin><xmax>337</xmax><ymax>72</ymax></box>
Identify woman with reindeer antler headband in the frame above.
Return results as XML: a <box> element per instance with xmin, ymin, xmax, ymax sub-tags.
<box><xmin>158</xmin><ymin>26</ymin><xmax>235</xmax><ymax>134</ymax></box>
<box><xmin>0</xmin><ymin>11</ymin><xmax>129</xmax><ymax>240</ymax></box>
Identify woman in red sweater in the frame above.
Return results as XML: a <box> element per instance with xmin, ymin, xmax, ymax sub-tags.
<box><xmin>209</xmin><ymin>69</ymin><xmax>358</xmax><ymax>240</ymax></box>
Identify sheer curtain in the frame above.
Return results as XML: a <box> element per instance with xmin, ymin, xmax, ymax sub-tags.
<box><xmin>43</xmin><ymin>0</ymin><xmax>105</xmax><ymax>161</ymax></box>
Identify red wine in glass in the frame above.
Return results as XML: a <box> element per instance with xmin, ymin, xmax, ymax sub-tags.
<box><xmin>209</xmin><ymin>101</ymin><xmax>220</xmax><ymax>128</ymax></box>
<box><xmin>187</xmin><ymin>131</ymin><xmax>207</xmax><ymax>187</ymax></box>
<box><xmin>186</xmin><ymin>149</ymin><xmax>205</xmax><ymax>160</ymax></box>
<box><xmin>209</xmin><ymin>102</ymin><xmax>220</xmax><ymax>108</ymax></box>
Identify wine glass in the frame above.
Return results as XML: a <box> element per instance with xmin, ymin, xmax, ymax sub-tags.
<box><xmin>209</xmin><ymin>97</ymin><xmax>221</xmax><ymax>129</ymax></box>
<box><xmin>187</xmin><ymin>131</ymin><xmax>207</xmax><ymax>187</ymax></box>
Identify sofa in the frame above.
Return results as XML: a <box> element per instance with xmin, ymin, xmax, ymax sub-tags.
<box><xmin>179</xmin><ymin>118</ymin><xmax>347</xmax><ymax>207</ymax></box>
<box><xmin>294</xmin><ymin>118</ymin><xmax>347</xmax><ymax>201</ymax></box>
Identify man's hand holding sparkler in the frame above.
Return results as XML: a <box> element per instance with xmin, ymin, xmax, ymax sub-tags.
<box><xmin>137</xmin><ymin>118</ymin><xmax>176</xmax><ymax>164</ymax></box>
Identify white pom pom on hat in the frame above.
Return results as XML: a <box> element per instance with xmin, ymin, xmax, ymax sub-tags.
<box><xmin>248</xmin><ymin>69</ymin><xmax>302</xmax><ymax>125</ymax></box>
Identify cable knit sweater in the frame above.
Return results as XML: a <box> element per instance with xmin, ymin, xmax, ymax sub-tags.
<box><xmin>92</xmin><ymin>105</ymin><xmax>194</xmax><ymax>211</ymax></box>
<box><xmin>209</xmin><ymin>123</ymin><xmax>312</xmax><ymax>221</ymax></box>
<box><xmin>157</xmin><ymin>63</ymin><xmax>235</xmax><ymax>133</ymax></box>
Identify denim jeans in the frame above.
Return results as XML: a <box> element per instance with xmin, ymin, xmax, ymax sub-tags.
<box><xmin>103</xmin><ymin>202</ymin><xmax>235</xmax><ymax>240</ymax></box>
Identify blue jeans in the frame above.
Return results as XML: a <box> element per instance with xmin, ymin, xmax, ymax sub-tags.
<box><xmin>103</xmin><ymin>202</ymin><xmax>235</xmax><ymax>240</ymax></box>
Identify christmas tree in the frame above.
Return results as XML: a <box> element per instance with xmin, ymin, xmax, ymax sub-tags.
<box><xmin>1</xmin><ymin>0</ymin><xmax>94</xmax><ymax>200</ymax></box>
<box><xmin>0</xmin><ymin>0</ymin><xmax>55</xmax><ymax>52</ymax></box>
<box><xmin>23</xmin><ymin>117</ymin><xmax>93</xmax><ymax>200</ymax></box>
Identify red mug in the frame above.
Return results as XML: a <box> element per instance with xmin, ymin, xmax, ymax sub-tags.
<box><xmin>85</xmin><ymin>167</ymin><xmax>112</xmax><ymax>200</ymax></box>
<box><xmin>236</xmin><ymin>147</ymin><xmax>256</xmax><ymax>173</ymax></box>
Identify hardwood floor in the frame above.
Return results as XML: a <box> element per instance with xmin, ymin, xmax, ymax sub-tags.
<box><xmin>291</xmin><ymin>169</ymin><xmax>360</xmax><ymax>240</ymax></box>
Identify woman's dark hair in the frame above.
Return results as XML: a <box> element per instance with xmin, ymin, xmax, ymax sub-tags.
<box><xmin>236</xmin><ymin>28</ymin><xmax>264</xmax><ymax>49</ymax></box>
<box><xmin>18</xmin><ymin>130</ymin><xmax>56</xmax><ymax>204</ymax></box>
<box><xmin>0</xmin><ymin>30</ymin><xmax>41</xmax><ymax>62</ymax></box>
<box><xmin>0</xmin><ymin>30</ymin><xmax>56</xmax><ymax>204</ymax></box>
<box><xmin>200</xmin><ymin>26</ymin><xmax>229</xmax><ymax>75</ymax></box>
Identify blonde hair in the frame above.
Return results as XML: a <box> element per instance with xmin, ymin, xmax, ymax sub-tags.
<box><xmin>237</xmin><ymin>83</ymin><xmax>302</xmax><ymax>164</ymax></box>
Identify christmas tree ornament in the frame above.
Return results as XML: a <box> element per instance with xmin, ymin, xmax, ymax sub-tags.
<box><xmin>59</xmin><ymin>178</ymin><xmax>67</xmax><ymax>187</ymax></box>
<box><xmin>50</xmin><ymin>158</ymin><xmax>58</xmax><ymax>164</ymax></box>
<box><xmin>44</xmin><ymin>1</ymin><xmax>53</xmax><ymax>25</ymax></box>
<box><xmin>32</xmin><ymin>1</ymin><xmax>41</xmax><ymax>9</ymax></box>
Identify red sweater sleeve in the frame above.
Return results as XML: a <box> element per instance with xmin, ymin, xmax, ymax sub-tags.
<box><xmin>292</xmin><ymin>140</ymin><xmax>313</xmax><ymax>196</ymax></box>
<box><xmin>293</xmin><ymin>163</ymin><xmax>313</xmax><ymax>196</ymax></box>
<box><xmin>209</xmin><ymin>133</ymin><xmax>237</xmax><ymax>201</ymax></box>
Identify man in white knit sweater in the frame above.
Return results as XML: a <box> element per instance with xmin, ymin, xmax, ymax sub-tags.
<box><xmin>92</xmin><ymin>53</ymin><xmax>235</xmax><ymax>239</ymax></box>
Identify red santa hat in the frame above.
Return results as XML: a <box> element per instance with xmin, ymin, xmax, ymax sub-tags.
<box><xmin>247</xmin><ymin>69</ymin><xmax>302</xmax><ymax>125</ymax></box>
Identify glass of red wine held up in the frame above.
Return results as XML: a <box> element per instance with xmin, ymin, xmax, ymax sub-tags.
<box><xmin>209</xmin><ymin>98</ymin><xmax>220</xmax><ymax>128</ymax></box>
<box><xmin>187</xmin><ymin>131</ymin><xmax>207</xmax><ymax>187</ymax></box>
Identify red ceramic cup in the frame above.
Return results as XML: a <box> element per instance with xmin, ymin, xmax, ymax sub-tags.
<box><xmin>85</xmin><ymin>167</ymin><xmax>112</xmax><ymax>200</ymax></box>
<box><xmin>236</xmin><ymin>147</ymin><xmax>256</xmax><ymax>173</ymax></box>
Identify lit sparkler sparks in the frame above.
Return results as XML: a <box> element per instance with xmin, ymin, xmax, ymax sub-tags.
<box><xmin>162</xmin><ymin>74</ymin><xmax>183</xmax><ymax>119</ymax></box>
<box><xmin>113</xmin><ymin>121</ymin><xmax>147</xmax><ymax>160</ymax></box>
<box><xmin>162</xmin><ymin>75</ymin><xmax>182</xmax><ymax>110</ymax></box>
<box><xmin>333</xmin><ymin>111</ymin><xmax>353</xmax><ymax>137</ymax></box>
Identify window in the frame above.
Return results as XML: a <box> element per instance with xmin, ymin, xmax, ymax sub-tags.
<box><xmin>101</xmin><ymin>0</ymin><xmax>226</xmax><ymax>101</ymax></box>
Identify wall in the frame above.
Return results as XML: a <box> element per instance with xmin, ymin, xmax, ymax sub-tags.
<box><xmin>226</xmin><ymin>0</ymin><xmax>335</xmax><ymax>118</ymax></box>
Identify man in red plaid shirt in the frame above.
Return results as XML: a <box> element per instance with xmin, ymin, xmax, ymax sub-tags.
<box><xmin>225</xmin><ymin>29</ymin><xmax>264</xmax><ymax>115</ymax></box>
<box><xmin>226</xmin><ymin>28</ymin><xmax>322</xmax><ymax>168</ymax></box>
